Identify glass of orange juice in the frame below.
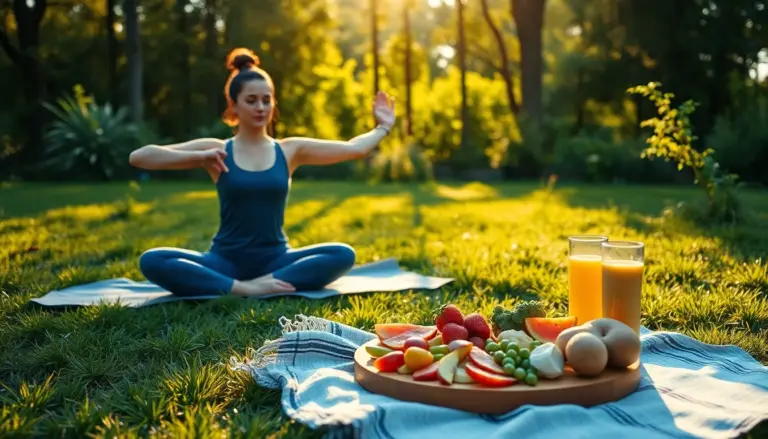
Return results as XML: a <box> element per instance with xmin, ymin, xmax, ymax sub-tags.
<box><xmin>601</xmin><ymin>241</ymin><xmax>644</xmax><ymax>333</ymax></box>
<box><xmin>568</xmin><ymin>235</ymin><xmax>608</xmax><ymax>325</ymax></box>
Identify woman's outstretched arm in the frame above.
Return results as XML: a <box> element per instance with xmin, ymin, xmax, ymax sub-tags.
<box><xmin>281</xmin><ymin>91</ymin><xmax>396</xmax><ymax>168</ymax></box>
<box><xmin>128</xmin><ymin>138</ymin><xmax>227</xmax><ymax>172</ymax></box>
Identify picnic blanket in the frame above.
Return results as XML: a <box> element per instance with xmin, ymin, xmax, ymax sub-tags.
<box><xmin>30</xmin><ymin>258</ymin><xmax>453</xmax><ymax>308</ymax></box>
<box><xmin>230</xmin><ymin>315</ymin><xmax>768</xmax><ymax>439</ymax></box>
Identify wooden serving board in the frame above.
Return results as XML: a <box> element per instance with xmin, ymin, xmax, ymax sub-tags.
<box><xmin>354</xmin><ymin>339</ymin><xmax>641</xmax><ymax>414</ymax></box>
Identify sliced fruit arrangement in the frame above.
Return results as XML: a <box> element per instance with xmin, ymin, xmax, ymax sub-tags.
<box><xmin>374</xmin><ymin>323</ymin><xmax>438</xmax><ymax>350</ymax></box>
<box><xmin>366</xmin><ymin>302</ymin><xmax>642</xmax><ymax>389</ymax></box>
<box><xmin>525</xmin><ymin>316</ymin><xmax>578</xmax><ymax>344</ymax></box>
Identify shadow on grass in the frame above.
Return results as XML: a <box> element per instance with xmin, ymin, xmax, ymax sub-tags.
<box><xmin>555</xmin><ymin>183</ymin><xmax>768</xmax><ymax>261</ymax></box>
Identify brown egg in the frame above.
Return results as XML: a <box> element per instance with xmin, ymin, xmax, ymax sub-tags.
<box><xmin>564</xmin><ymin>332</ymin><xmax>608</xmax><ymax>377</ymax></box>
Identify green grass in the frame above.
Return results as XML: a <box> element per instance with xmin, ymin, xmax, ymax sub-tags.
<box><xmin>1</xmin><ymin>180</ymin><xmax>768</xmax><ymax>438</ymax></box>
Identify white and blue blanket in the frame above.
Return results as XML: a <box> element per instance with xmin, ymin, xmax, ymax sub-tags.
<box><xmin>231</xmin><ymin>315</ymin><xmax>768</xmax><ymax>439</ymax></box>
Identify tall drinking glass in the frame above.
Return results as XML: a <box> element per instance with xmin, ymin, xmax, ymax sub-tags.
<box><xmin>568</xmin><ymin>235</ymin><xmax>608</xmax><ymax>324</ymax></box>
<box><xmin>601</xmin><ymin>241</ymin><xmax>644</xmax><ymax>333</ymax></box>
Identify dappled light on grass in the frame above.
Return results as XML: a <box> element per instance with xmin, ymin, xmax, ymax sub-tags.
<box><xmin>431</xmin><ymin>181</ymin><xmax>499</xmax><ymax>201</ymax></box>
<box><xmin>0</xmin><ymin>181</ymin><xmax>767</xmax><ymax>436</ymax></box>
<box><xmin>174</xmin><ymin>190</ymin><xmax>218</xmax><ymax>200</ymax></box>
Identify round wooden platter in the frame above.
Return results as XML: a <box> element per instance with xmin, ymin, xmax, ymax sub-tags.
<box><xmin>354</xmin><ymin>339</ymin><xmax>641</xmax><ymax>414</ymax></box>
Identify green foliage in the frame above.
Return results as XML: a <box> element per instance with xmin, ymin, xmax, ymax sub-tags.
<box><xmin>419</xmin><ymin>67</ymin><xmax>519</xmax><ymax>170</ymax></box>
<box><xmin>707</xmin><ymin>94</ymin><xmax>768</xmax><ymax>186</ymax></box>
<box><xmin>195</xmin><ymin>120</ymin><xmax>235</xmax><ymax>140</ymax></box>
<box><xmin>627</xmin><ymin>82</ymin><xmax>743</xmax><ymax>224</ymax></box>
<box><xmin>550</xmin><ymin>129</ymin><xmax>683</xmax><ymax>184</ymax></box>
<box><xmin>40</xmin><ymin>85</ymin><xmax>138</xmax><ymax>181</ymax></box>
<box><xmin>1</xmin><ymin>181</ymin><xmax>768</xmax><ymax>436</ymax></box>
<box><xmin>2</xmin><ymin>0</ymin><xmax>768</xmax><ymax>187</ymax></box>
<box><xmin>368</xmin><ymin>137</ymin><xmax>434</xmax><ymax>183</ymax></box>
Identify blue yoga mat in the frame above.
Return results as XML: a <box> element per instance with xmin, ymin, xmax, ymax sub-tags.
<box><xmin>30</xmin><ymin>258</ymin><xmax>454</xmax><ymax>308</ymax></box>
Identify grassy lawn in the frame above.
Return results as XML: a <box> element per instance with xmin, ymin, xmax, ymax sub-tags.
<box><xmin>1</xmin><ymin>180</ymin><xmax>767</xmax><ymax>437</ymax></box>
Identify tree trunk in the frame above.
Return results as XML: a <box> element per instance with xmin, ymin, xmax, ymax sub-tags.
<box><xmin>106</xmin><ymin>0</ymin><xmax>119</xmax><ymax>106</ymax></box>
<box><xmin>203</xmin><ymin>0</ymin><xmax>220</xmax><ymax>112</ymax></box>
<box><xmin>479</xmin><ymin>0</ymin><xmax>518</xmax><ymax>116</ymax></box>
<box><xmin>371</xmin><ymin>0</ymin><xmax>379</xmax><ymax>96</ymax></box>
<box><xmin>0</xmin><ymin>0</ymin><xmax>48</xmax><ymax>171</ymax></box>
<box><xmin>403</xmin><ymin>0</ymin><xmax>412</xmax><ymax>136</ymax></box>
<box><xmin>511</xmin><ymin>0</ymin><xmax>545</xmax><ymax>126</ymax></box>
<box><xmin>457</xmin><ymin>0</ymin><xmax>468</xmax><ymax>150</ymax></box>
<box><xmin>124</xmin><ymin>0</ymin><xmax>143</xmax><ymax>123</ymax></box>
<box><xmin>176</xmin><ymin>0</ymin><xmax>191</xmax><ymax>135</ymax></box>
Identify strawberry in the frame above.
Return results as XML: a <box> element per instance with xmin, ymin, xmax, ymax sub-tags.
<box><xmin>441</xmin><ymin>323</ymin><xmax>469</xmax><ymax>344</ymax></box>
<box><xmin>434</xmin><ymin>304</ymin><xmax>464</xmax><ymax>331</ymax></box>
<box><xmin>463</xmin><ymin>313</ymin><xmax>491</xmax><ymax>340</ymax></box>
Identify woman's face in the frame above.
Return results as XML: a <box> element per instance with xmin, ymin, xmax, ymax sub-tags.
<box><xmin>233</xmin><ymin>79</ymin><xmax>274</xmax><ymax>130</ymax></box>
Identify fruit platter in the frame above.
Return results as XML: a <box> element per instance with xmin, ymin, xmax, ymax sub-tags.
<box><xmin>353</xmin><ymin>301</ymin><xmax>642</xmax><ymax>414</ymax></box>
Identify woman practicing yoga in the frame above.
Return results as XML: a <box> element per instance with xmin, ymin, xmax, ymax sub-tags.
<box><xmin>129</xmin><ymin>47</ymin><xmax>396</xmax><ymax>297</ymax></box>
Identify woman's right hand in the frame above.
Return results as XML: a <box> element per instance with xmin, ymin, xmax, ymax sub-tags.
<box><xmin>198</xmin><ymin>148</ymin><xmax>229</xmax><ymax>173</ymax></box>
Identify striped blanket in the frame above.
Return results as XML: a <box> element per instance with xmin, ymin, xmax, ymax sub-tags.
<box><xmin>230</xmin><ymin>315</ymin><xmax>768</xmax><ymax>439</ymax></box>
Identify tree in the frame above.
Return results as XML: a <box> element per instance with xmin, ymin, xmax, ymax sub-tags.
<box><xmin>511</xmin><ymin>0</ymin><xmax>546</xmax><ymax>126</ymax></box>
<box><xmin>123</xmin><ymin>0</ymin><xmax>142</xmax><ymax>123</ymax></box>
<box><xmin>457</xmin><ymin>0</ymin><xmax>468</xmax><ymax>150</ymax></box>
<box><xmin>479</xmin><ymin>0</ymin><xmax>519</xmax><ymax>115</ymax></box>
<box><xmin>403</xmin><ymin>0</ymin><xmax>413</xmax><ymax>135</ymax></box>
<box><xmin>0</xmin><ymin>0</ymin><xmax>50</xmax><ymax>165</ymax></box>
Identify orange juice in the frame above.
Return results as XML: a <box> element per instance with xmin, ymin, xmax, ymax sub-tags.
<box><xmin>602</xmin><ymin>260</ymin><xmax>644</xmax><ymax>333</ymax></box>
<box><xmin>568</xmin><ymin>254</ymin><xmax>604</xmax><ymax>324</ymax></box>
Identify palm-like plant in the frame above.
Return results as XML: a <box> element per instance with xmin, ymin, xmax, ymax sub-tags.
<box><xmin>41</xmin><ymin>85</ymin><xmax>138</xmax><ymax>180</ymax></box>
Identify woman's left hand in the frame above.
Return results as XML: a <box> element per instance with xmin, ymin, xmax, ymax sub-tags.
<box><xmin>373</xmin><ymin>91</ymin><xmax>396</xmax><ymax>129</ymax></box>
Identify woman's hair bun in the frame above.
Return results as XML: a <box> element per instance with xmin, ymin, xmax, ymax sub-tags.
<box><xmin>226</xmin><ymin>48</ymin><xmax>260</xmax><ymax>72</ymax></box>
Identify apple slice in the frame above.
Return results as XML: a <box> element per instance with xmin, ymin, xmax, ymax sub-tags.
<box><xmin>437</xmin><ymin>343</ymin><xmax>474</xmax><ymax>385</ymax></box>
<box><xmin>465</xmin><ymin>362</ymin><xmax>518</xmax><ymax>387</ymax></box>
<box><xmin>448</xmin><ymin>339</ymin><xmax>474</xmax><ymax>352</ymax></box>
<box><xmin>428</xmin><ymin>334</ymin><xmax>444</xmax><ymax>347</ymax></box>
<box><xmin>454</xmin><ymin>363</ymin><xmax>475</xmax><ymax>384</ymax></box>
<box><xmin>412</xmin><ymin>361</ymin><xmax>440</xmax><ymax>381</ymax></box>
<box><xmin>468</xmin><ymin>347</ymin><xmax>506</xmax><ymax>374</ymax></box>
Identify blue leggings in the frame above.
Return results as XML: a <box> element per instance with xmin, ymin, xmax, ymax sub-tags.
<box><xmin>138</xmin><ymin>243</ymin><xmax>356</xmax><ymax>297</ymax></box>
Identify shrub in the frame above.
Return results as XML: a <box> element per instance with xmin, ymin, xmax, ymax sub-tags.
<box><xmin>626</xmin><ymin>82</ymin><xmax>743</xmax><ymax>224</ymax></box>
<box><xmin>706</xmin><ymin>95</ymin><xmax>768</xmax><ymax>186</ymax></box>
<box><xmin>40</xmin><ymin>85</ymin><xmax>137</xmax><ymax>181</ymax></box>
<box><xmin>551</xmin><ymin>131</ymin><xmax>686</xmax><ymax>184</ymax></box>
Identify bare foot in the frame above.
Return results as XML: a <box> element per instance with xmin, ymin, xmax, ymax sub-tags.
<box><xmin>232</xmin><ymin>275</ymin><xmax>295</xmax><ymax>297</ymax></box>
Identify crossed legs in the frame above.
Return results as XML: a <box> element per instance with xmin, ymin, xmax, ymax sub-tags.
<box><xmin>138</xmin><ymin>243</ymin><xmax>356</xmax><ymax>298</ymax></box>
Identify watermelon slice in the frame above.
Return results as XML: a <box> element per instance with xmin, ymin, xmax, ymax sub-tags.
<box><xmin>524</xmin><ymin>316</ymin><xmax>578</xmax><ymax>343</ymax></box>
<box><xmin>375</xmin><ymin>323</ymin><xmax>438</xmax><ymax>350</ymax></box>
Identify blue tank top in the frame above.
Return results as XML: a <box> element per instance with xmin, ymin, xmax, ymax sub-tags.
<box><xmin>209</xmin><ymin>138</ymin><xmax>290</xmax><ymax>258</ymax></box>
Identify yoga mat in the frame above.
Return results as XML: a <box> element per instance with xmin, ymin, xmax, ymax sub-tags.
<box><xmin>30</xmin><ymin>258</ymin><xmax>454</xmax><ymax>308</ymax></box>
